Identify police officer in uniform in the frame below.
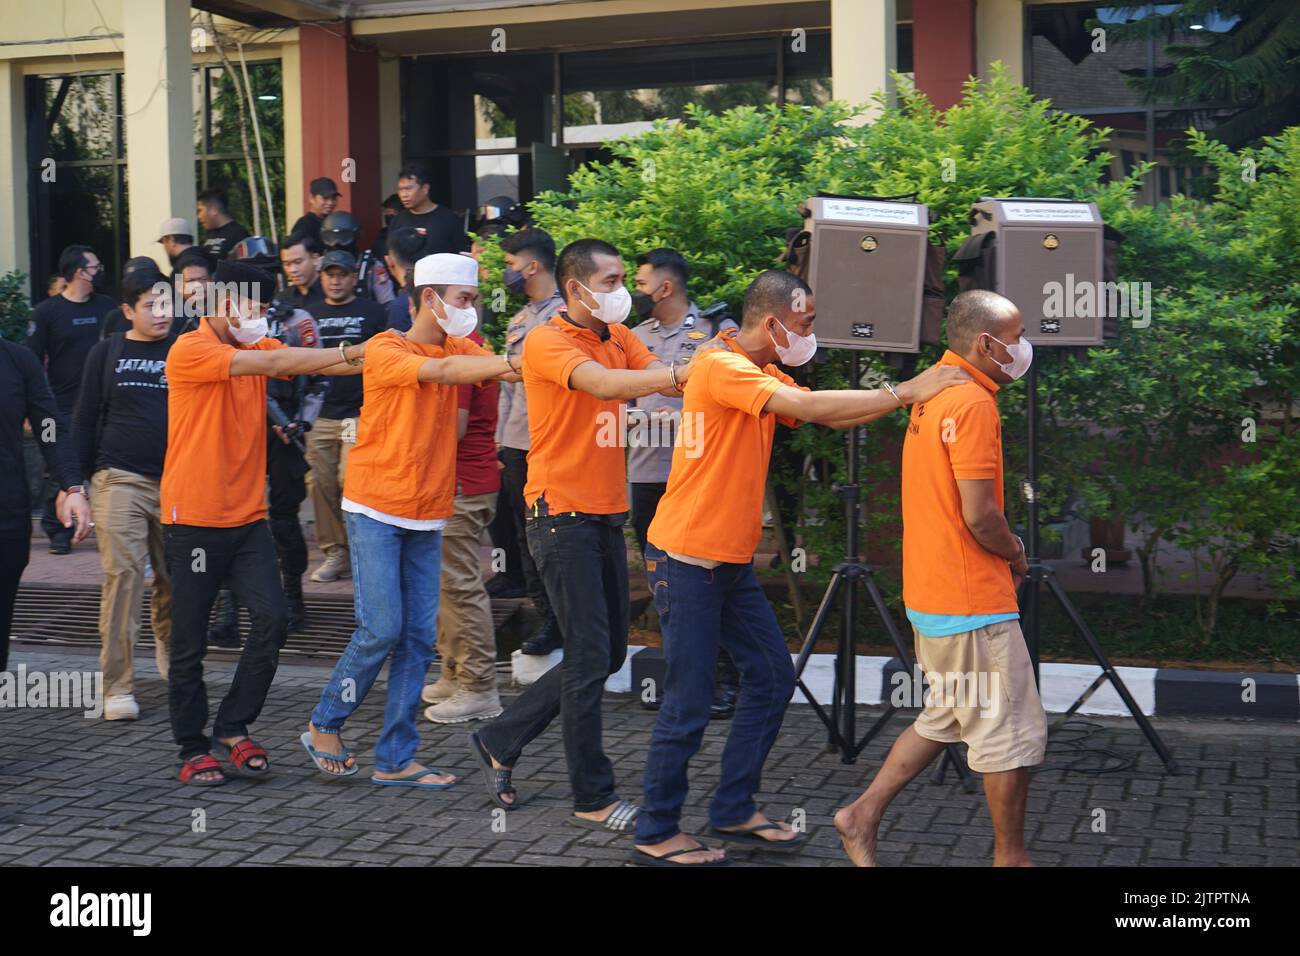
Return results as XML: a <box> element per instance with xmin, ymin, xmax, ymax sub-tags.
<box><xmin>629</xmin><ymin>248</ymin><xmax>740</xmax><ymax>719</ymax></box>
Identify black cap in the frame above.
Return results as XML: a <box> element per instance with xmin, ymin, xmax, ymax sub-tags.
<box><xmin>123</xmin><ymin>256</ymin><xmax>164</xmax><ymax>283</ymax></box>
<box><xmin>310</xmin><ymin>177</ymin><xmax>340</xmax><ymax>197</ymax></box>
<box><xmin>320</xmin><ymin>250</ymin><xmax>357</xmax><ymax>273</ymax></box>
<box><xmin>213</xmin><ymin>259</ymin><xmax>277</xmax><ymax>305</ymax></box>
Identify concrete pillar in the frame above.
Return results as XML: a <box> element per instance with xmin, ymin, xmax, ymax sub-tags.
<box><xmin>976</xmin><ymin>0</ymin><xmax>1026</xmax><ymax>83</ymax></box>
<box><xmin>0</xmin><ymin>63</ymin><xmax>29</xmax><ymax>278</ymax></box>
<box><xmin>123</xmin><ymin>0</ymin><xmax>194</xmax><ymax>272</ymax></box>
<box><xmin>298</xmin><ymin>23</ymin><xmax>381</xmax><ymax>244</ymax></box>
<box><xmin>378</xmin><ymin>56</ymin><xmax>402</xmax><ymax>201</ymax></box>
<box><xmin>831</xmin><ymin>0</ymin><xmax>896</xmax><ymax>124</ymax></box>
<box><xmin>913</xmin><ymin>0</ymin><xmax>977</xmax><ymax>110</ymax></box>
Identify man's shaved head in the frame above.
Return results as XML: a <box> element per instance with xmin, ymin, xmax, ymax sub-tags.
<box><xmin>742</xmin><ymin>269</ymin><xmax>813</xmax><ymax>328</ymax></box>
<box><xmin>946</xmin><ymin>290</ymin><xmax>1019</xmax><ymax>354</ymax></box>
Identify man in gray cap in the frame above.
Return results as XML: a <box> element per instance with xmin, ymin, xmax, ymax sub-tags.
<box><xmin>157</xmin><ymin>217</ymin><xmax>201</xmax><ymax>269</ymax></box>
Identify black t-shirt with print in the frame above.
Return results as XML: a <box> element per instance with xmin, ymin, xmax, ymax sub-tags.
<box><xmin>202</xmin><ymin>220</ymin><xmax>251</xmax><ymax>261</ymax></box>
<box><xmin>389</xmin><ymin>205</ymin><xmax>470</xmax><ymax>255</ymax></box>
<box><xmin>72</xmin><ymin>335</ymin><xmax>172</xmax><ymax>480</ymax></box>
<box><xmin>309</xmin><ymin>298</ymin><xmax>389</xmax><ymax>420</ymax></box>
<box><xmin>25</xmin><ymin>292</ymin><xmax>117</xmax><ymax>411</ymax></box>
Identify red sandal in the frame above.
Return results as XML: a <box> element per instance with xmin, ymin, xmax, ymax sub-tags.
<box><xmin>213</xmin><ymin>738</ymin><xmax>271</xmax><ymax>778</ymax></box>
<box><xmin>179</xmin><ymin>754</ymin><xmax>227</xmax><ymax>786</ymax></box>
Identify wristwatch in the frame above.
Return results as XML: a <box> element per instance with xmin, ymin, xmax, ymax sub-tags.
<box><xmin>64</xmin><ymin>485</ymin><xmax>87</xmax><ymax>498</ymax></box>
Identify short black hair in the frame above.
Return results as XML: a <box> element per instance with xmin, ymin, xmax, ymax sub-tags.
<box><xmin>173</xmin><ymin>249</ymin><xmax>212</xmax><ymax>276</ymax></box>
<box><xmin>501</xmin><ymin>228</ymin><xmax>557</xmax><ymax>274</ymax></box>
<box><xmin>197</xmin><ymin>188</ymin><xmax>230</xmax><ymax>213</ymax></box>
<box><xmin>397</xmin><ymin>162</ymin><xmax>432</xmax><ymax>187</ymax></box>
<box><xmin>387</xmin><ymin>226</ymin><xmax>433</xmax><ymax>270</ymax></box>
<box><xmin>213</xmin><ymin>259</ymin><xmax>277</xmax><ymax>305</ymax></box>
<box><xmin>382</xmin><ymin>193</ymin><xmax>402</xmax><ymax>212</ymax></box>
<box><xmin>163</xmin><ymin>233</ymin><xmax>193</xmax><ymax>245</ymax></box>
<box><xmin>946</xmin><ymin>290</ymin><xmax>1018</xmax><ymax>353</ymax></box>
<box><xmin>57</xmin><ymin>245</ymin><xmax>95</xmax><ymax>282</ymax></box>
<box><xmin>556</xmin><ymin>238</ymin><xmax>621</xmax><ymax>303</ymax></box>
<box><xmin>280</xmin><ymin>233</ymin><xmax>323</xmax><ymax>256</ymax></box>
<box><xmin>636</xmin><ymin>247</ymin><xmax>690</xmax><ymax>292</ymax></box>
<box><xmin>122</xmin><ymin>271</ymin><xmax>164</xmax><ymax>309</ymax></box>
<box><xmin>741</xmin><ymin>269</ymin><xmax>812</xmax><ymax>328</ymax></box>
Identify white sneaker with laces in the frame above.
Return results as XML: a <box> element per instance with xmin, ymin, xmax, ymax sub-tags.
<box><xmin>421</xmin><ymin>676</ymin><xmax>458</xmax><ymax>705</ymax></box>
<box><xmin>104</xmin><ymin>694</ymin><xmax>140</xmax><ymax>721</ymax></box>
<box><xmin>424</xmin><ymin>689</ymin><xmax>503</xmax><ymax>724</ymax></box>
<box><xmin>310</xmin><ymin>549</ymin><xmax>351</xmax><ymax>583</ymax></box>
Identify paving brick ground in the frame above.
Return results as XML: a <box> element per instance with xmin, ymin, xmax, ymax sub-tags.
<box><xmin>1</xmin><ymin>647</ymin><xmax>1296</xmax><ymax>867</ymax></box>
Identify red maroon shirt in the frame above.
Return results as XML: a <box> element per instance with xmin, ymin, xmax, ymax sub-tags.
<box><xmin>456</xmin><ymin>331</ymin><xmax>501</xmax><ymax>497</ymax></box>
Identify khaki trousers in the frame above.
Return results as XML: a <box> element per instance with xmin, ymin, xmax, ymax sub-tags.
<box><xmin>436</xmin><ymin>491</ymin><xmax>498</xmax><ymax>693</ymax></box>
<box><xmin>92</xmin><ymin>468</ymin><xmax>172</xmax><ymax>696</ymax></box>
<box><xmin>305</xmin><ymin>417</ymin><xmax>355</xmax><ymax>555</ymax></box>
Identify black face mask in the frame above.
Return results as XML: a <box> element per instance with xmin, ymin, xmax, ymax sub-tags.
<box><xmin>632</xmin><ymin>283</ymin><xmax>665</xmax><ymax>319</ymax></box>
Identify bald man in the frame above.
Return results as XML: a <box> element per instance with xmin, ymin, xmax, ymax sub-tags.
<box><xmin>835</xmin><ymin>290</ymin><xmax>1047</xmax><ymax>867</ymax></box>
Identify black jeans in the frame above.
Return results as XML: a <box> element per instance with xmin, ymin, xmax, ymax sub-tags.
<box><xmin>267</xmin><ymin>437</ymin><xmax>308</xmax><ymax>580</ymax></box>
<box><xmin>498</xmin><ymin>447</ymin><xmax>552</xmax><ymax>618</ymax></box>
<box><xmin>165</xmin><ymin>521</ymin><xmax>288</xmax><ymax>760</ymax></box>
<box><xmin>0</xmin><ymin>525</ymin><xmax>31</xmax><ymax>671</ymax></box>
<box><xmin>630</xmin><ymin>481</ymin><xmax>667</xmax><ymax>558</ymax></box>
<box><xmin>478</xmin><ymin>513</ymin><xmax>629</xmax><ymax>812</ymax></box>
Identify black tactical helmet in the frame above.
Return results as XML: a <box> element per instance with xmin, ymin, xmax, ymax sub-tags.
<box><xmin>230</xmin><ymin>235</ymin><xmax>279</xmax><ymax>273</ymax></box>
<box><xmin>321</xmin><ymin>210</ymin><xmax>360</xmax><ymax>250</ymax></box>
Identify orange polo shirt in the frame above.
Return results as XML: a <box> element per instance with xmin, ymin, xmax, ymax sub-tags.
<box><xmin>522</xmin><ymin>313</ymin><xmax>657</xmax><ymax>515</ymax></box>
<box><xmin>343</xmin><ymin>329</ymin><xmax>491</xmax><ymax>522</ymax></box>
<box><xmin>648</xmin><ymin>331</ymin><xmax>805</xmax><ymax>564</ymax></box>
<box><xmin>161</xmin><ymin>318</ymin><xmax>287</xmax><ymax>527</ymax></box>
<box><xmin>901</xmin><ymin>349</ymin><xmax>1017</xmax><ymax>615</ymax></box>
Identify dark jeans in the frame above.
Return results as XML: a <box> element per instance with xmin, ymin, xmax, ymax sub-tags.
<box><xmin>165</xmin><ymin>521</ymin><xmax>288</xmax><ymax>760</ymax></box>
<box><xmin>629</xmin><ymin>481</ymin><xmax>667</xmax><ymax>558</ymax></box>
<box><xmin>478</xmin><ymin>513</ymin><xmax>628</xmax><ymax>812</ymax></box>
<box><xmin>632</xmin><ymin>481</ymin><xmax>738</xmax><ymax>687</ymax></box>
<box><xmin>0</xmin><ymin>525</ymin><xmax>32</xmax><ymax>671</ymax></box>
<box><xmin>498</xmin><ymin>447</ymin><xmax>550</xmax><ymax>617</ymax></box>
<box><xmin>267</xmin><ymin>437</ymin><xmax>308</xmax><ymax>580</ymax></box>
<box><xmin>636</xmin><ymin>544</ymin><xmax>796</xmax><ymax>845</ymax></box>
<box><xmin>40</xmin><ymin>473</ymin><xmax>70</xmax><ymax>549</ymax></box>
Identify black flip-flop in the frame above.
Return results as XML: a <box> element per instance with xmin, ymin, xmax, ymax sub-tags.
<box><xmin>628</xmin><ymin>845</ymin><xmax>729</xmax><ymax>867</ymax></box>
<box><xmin>710</xmin><ymin>822</ymin><xmax>806</xmax><ymax>853</ymax></box>
<box><xmin>467</xmin><ymin>731</ymin><xmax>518</xmax><ymax>811</ymax></box>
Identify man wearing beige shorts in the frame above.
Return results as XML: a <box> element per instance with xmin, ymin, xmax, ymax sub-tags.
<box><xmin>835</xmin><ymin>290</ymin><xmax>1047</xmax><ymax>867</ymax></box>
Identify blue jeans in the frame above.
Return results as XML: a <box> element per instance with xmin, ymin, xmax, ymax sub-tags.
<box><xmin>311</xmin><ymin>512</ymin><xmax>441</xmax><ymax>773</ymax></box>
<box><xmin>636</xmin><ymin>544</ymin><xmax>796</xmax><ymax>845</ymax></box>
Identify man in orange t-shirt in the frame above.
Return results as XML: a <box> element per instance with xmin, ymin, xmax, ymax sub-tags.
<box><xmin>472</xmin><ymin>238</ymin><xmax>696</xmax><ymax>835</ymax></box>
<box><xmin>164</xmin><ymin>260</ymin><xmax>367</xmax><ymax>785</ymax></box>
<box><xmin>305</xmin><ymin>253</ymin><xmax>517</xmax><ymax>789</ymax></box>
<box><xmin>836</xmin><ymin>290</ymin><xmax>1047</xmax><ymax>868</ymax></box>
<box><xmin>634</xmin><ymin>269</ymin><xmax>967</xmax><ymax>866</ymax></box>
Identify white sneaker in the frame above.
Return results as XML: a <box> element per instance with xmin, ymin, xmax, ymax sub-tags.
<box><xmin>420</xmin><ymin>676</ymin><xmax>458</xmax><ymax>705</ymax></box>
<box><xmin>310</xmin><ymin>549</ymin><xmax>351</xmax><ymax>583</ymax></box>
<box><xmin>424</xmin><ymin>689</ymin><xmax>502</xmax><ymax>724</ymax></box>
<box><xmin>104</xmin><ymin>694</ymin><xmax>140</xmax><ymax>721</ymax></box>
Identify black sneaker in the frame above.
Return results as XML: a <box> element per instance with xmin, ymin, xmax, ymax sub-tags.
<box><xmin>520</xmin><ymin>616</ymin><xmax>563</xmax><ymax>656</ymax></box>
<box><xmin>710</xmin><ymin>683</ymin><xmax>739</xmax><ymax>721</ymax></box>
<box><xmin>48</xmin><ymin>540</ymin><xmax>71</xmax><ymax>555</ymax></box>
<box><xmin>486</xmin><ymin>574</ymin><xmax>526</xmax><ymax>600</ymax></box>
<box><xmin>206</xmin><ymin>624</ymin><xmax>241</xmax><ymax>649</ymax></box>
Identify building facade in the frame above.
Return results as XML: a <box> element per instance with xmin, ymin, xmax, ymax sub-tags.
<box><xmin>0</xmin><ymin>0</ymin><xmax>1233</xmax><ymax>298</ymax></box>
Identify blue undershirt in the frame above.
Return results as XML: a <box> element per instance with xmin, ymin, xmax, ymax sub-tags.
<box><xmin>905</xmin><ymin>608</ymin><xmax>1020</xmax><ymax>638</ymax></box>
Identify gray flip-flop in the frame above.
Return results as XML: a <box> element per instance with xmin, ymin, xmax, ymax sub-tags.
<box><xmin>299</xmin><ymin>730</ymin><xmax>359</xmax><ymax>777</ymax></box>
<box><xmin>569</xmin><ymin>799</ymin><xmax>640</xmax><ymax>833</ymax></box>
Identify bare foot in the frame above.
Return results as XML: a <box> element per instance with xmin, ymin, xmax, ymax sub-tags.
<box><xmin>482</xmin><ymin>744</ymin><xmax>515</xmax><ymax>806</ymax></box>
<box><xmin>635</xmin><ymin>833</ymin><xmax>726</xmax><ymax>865</ymax></box>
<box><xmin>715</xmin><ymin>811</ymin><xmax>801</xmax><ymax>844</ymax></box>
<box><xmin>186</xmin><ymin>755</ymin><xmax>223</xmax><ymax>783</ymax></box>
<box><xmin>373</xmin><ymin>761</ymin><xmax>455</xmax><ymax>786</ymax></box>
<box><xmin>217</xmin><ymin>734</ymin><xmax>266</xmax><ymax>771</ymax></box>
<box><xmin>308</xmin><ymin>722</ymin><xmax>356</xmax><ymax>774</ymax></box>
<box><xmin>834</xmin><ymin>805</ymin><xmax>880</xmax><ymax>867</ymax></box>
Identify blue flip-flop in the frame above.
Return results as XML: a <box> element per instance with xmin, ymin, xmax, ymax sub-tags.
<box><xmin>370</xmin><ymin>765</ymin><xmax>456</xmax><ymax>790</ymax></box>
<box><xmin>300</xmin><ymin>730</ymin><xmax>359</xmax><ymax>778</ymax></box>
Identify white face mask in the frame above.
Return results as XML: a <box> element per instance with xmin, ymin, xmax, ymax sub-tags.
<box><xmin>578</xmin><ymin>281</ymin><xmax>632</xmax><ymax>325</ymax></box>
<box><xmin>770</xmin><ymin>317</ymin><xmax>817</xmax><ymax>367</ymax></box>
<box><xmin>984</xmin><ymin>332</ymin><xmax>1033</xmax><ymax>380</ymax></box>
<box><xmin>434</xmin><ymin>291</ymin><xmax>478</xmax><ymax>338</ymax></box>
<box><xmin>228</xmin><ymin>299</ymin><xmax>268</xmax><ymax>344</ymax></box>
